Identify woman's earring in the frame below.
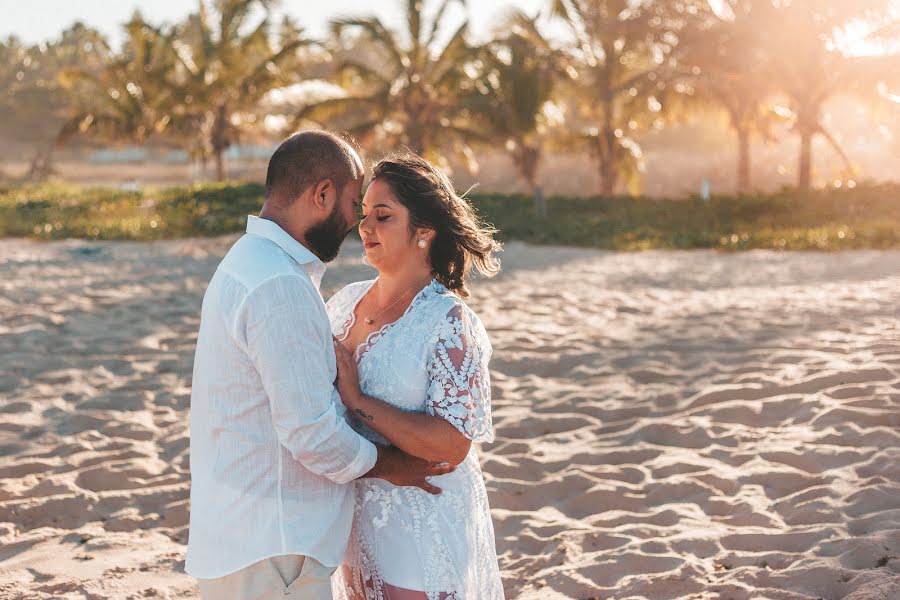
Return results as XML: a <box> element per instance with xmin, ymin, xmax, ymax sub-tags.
<box><xmin>417</xmin><ymin>239</ymin><xmax>427</xmax><ymax>249</ymax></box>
<box><xmin>361</xmin><ymin>252</ymin><xmax>371</xmax><ymax>266</ymax></box>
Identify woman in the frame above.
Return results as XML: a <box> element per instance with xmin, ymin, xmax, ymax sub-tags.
<box><xmin>326</xmin><ymin>153</ymin><xmax>504</xmax><ymax>600</ymax></box>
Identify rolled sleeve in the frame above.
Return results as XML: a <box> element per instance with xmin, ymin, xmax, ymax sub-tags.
<box><xmin>243</xmin><ymin>274</ymin><xmax>377</xmax><ymax>483</ymax></box>
<box><xmin>328</xmin><ymin>437</ymin><xmax>378</xmax><ymax>484</ymax></box>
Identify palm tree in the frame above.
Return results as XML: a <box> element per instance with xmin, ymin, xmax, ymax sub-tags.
<box><xmin>169</xmin><ymin>0</ymin><xmax>311</xmax><ymax>180</ymax></box>
<box><xmin>0</xmin><ymin>25</ymin><xmax>111</xmax><ymax>179</ymax></box>
<box><xmin>470</xmin><ymin>12</ymin><xmax>566</xmax><ymax>217</ymax></box>
<box><xmin>549</xmin><ymin>0</ymin><xmax>692</xmax><ymax>196</ymax></box>
<box><xmin>676</xmin><ymin>0</ymin><xmax>782</xmax><ymax>194</ymax></box>
<box><xmin>59</xmin><ymin>14</ymin><xmax>183</xmax><ymax>150</ymax></box>
<box><xmin>763</xmin><ymin>0</ymin><xmax>897</xmax><ymax>190</ymax></box>
<box><xmin>296</xmin><ymin>0</ymin><xmax>481</xmax><ymax>168</ymax></box>
<box><xmin>0</xmin><ymin>35</ymin><xmax>68</xmax><ymax>179</ymax></box>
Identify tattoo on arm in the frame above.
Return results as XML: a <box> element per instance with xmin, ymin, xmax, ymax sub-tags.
<box><xmin>354</xmin><ymin>408</ymin><xmax>375</xmax><ymax>422</ymax></box>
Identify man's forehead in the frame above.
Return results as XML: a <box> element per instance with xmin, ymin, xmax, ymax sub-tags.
<box><xmin>344</xmin><ymin>177</ymin><xmax>364</xmax><ymax>200</ymax></box>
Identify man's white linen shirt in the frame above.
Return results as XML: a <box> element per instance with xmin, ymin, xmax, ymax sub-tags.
<box><xmin>186</xmin><ymin>215</ymin><xmax>378</xmax><ymax>579</ymax></box>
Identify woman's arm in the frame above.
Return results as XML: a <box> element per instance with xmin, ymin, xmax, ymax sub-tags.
<box><xmin>333</xmin><ymin>339</ymin><xmax>472</xmax><ymax>465</ymax></box>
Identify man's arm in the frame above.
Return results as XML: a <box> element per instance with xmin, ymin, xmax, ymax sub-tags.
<box><xmin>363</xmin><ymin>445</ymin><xmax>456</xmax><ymax>495</ymax></box>
<box><xmin>243</xmin><ymin>274</ymin><xmax>377</xmax><ymax>485</ymax></box>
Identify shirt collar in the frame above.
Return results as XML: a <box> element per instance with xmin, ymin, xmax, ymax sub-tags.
<box><xmin>246</xmin><ymin>215</ymin><xmax>327</xmax><ymax>289</ymax></box>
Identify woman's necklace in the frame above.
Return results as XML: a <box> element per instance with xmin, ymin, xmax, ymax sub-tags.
<box><xmin>364</xmin><ymin>285</ymin><xmax>415</xmax><ymax>325</ymax></box>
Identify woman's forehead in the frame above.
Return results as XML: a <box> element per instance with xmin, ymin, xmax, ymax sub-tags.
<box><xmin>363</xmin><ymin>179</ymin><xmax>401</xmax><ymax>207</ymax></box>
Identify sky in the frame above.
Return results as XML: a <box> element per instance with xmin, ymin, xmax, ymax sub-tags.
<box><xmin>2</xmin><ymin>0</ymin><xmax>896</xmax><ymax>57</ymax></box>
<box><xmin>0</xmin><ymin>0</ymin><xmax>548</xmax><ymax>48</ymax></box>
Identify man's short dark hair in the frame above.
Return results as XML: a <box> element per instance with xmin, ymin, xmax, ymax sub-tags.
<box><xmin>265</xmin><ymin>130</ymin><xmax>365</xmax><ymax>204</ymax></box>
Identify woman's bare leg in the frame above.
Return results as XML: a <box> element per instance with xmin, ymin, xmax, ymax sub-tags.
<box><xmin>338</xmin><ymin>564</ymin><xmax>369</xmax><ymax>600</ymax></box>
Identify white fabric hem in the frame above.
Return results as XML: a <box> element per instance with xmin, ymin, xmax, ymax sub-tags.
<box><xmin>187</xmin><ymin>549</ymin><xmax>340</xmax><ymax>581</ymax></box>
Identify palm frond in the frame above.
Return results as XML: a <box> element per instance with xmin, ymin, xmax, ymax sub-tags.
<box><xmin>429</xmin><ymin>20</ymin><xmax>472</xmax><ymax>84</ymax></box>
<box><xmin>293</xmin><ymin>94</ymin><xmax>381</xmax><ymax>127</ymax></box>
<box><xmin>332</xmin><ymin>18</ymin><xmax>405</xmax><ymax>70</ymax></box>
<box><xmin>407</xmin><ymin>0</ymin><xmax>422</xmax><ymax>59</ymax></box>
<box><xmin>426</xmin><ymin>0</ymin><xmax>466</xmax><ymax>48</ymax></box>
<box><xmin>334</xmin><ymin>58</ymin><xmax>392</xmax><ymax>87</ymax></box>
<box><xmin>237</xmin><ymin>17</ymin><xmax>271</xmax><ymax>56</ymax></box>
<box><xmin>550</xmin><ymin>0</ymin><xmax>575</xmax><ymax>23</ymax></box>
<box><xmin>343</xmin><ymin>118</ymin><xmax>386</xmax><ymax>140</ymax></box>
<box><xmin>239</xmin><ymin>38</ymin><xmax>310</xmax><ymax>99</ymax></box>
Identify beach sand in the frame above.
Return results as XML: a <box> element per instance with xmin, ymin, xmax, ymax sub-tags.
<box><xmin>1</xmin><ymin>236</ymin><xmax>899</xmax><ymax>599</ymax></box>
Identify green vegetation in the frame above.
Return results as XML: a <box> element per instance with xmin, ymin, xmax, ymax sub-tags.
<box><xmin>0</xmin><ymin>182</ymin><xmax>264</xmax><ymax>241</ymax></box>
<box><xmin>2</xmin><ymin>182</ymin><xmax>897</xmax><ymax>251</ymax></box>
<box><xmin>472</xmin><ymin>185</ymin><xmax>899</xmax><ymax>251</ymax></box>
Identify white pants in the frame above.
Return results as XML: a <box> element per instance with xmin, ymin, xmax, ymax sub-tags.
<box><xmin>198</xmin><ymin>555</ymin><xmax>335</xmax><ymax>600</ymax></box>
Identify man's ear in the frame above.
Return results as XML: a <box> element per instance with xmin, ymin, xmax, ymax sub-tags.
<box><xmin>313</xmin><ymin>179</ymin><xmax>333</xmax><ymax>211</ymax></box>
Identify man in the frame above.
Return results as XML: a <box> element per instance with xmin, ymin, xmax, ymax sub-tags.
<box><xmin>186</xmin><ymin>130</ymin><xmax>452</xmax><ymax>599</ymax></box>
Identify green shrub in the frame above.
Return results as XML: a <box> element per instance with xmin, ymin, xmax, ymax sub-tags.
<box><xmin>1</xmin><ymin>181</ymin><xmax>897</xmax><ymax>251</ymax></box>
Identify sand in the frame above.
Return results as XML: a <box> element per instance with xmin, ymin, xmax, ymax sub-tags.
<box><xmin>1</xmin><ymin>236</ymin><xmax>899</xmax><ymax>599</ymax></box>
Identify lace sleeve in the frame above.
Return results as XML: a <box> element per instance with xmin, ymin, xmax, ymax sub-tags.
<box><xmin>425</xmin><ymin>303</ymin><xmax>494</xmax><ymax>443</ymax></box>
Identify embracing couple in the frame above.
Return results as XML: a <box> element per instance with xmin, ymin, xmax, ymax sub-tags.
<box><xmin>185</xmin><ymin>130</ymin><xmax>504</xmax><ymax>600</ymax></box>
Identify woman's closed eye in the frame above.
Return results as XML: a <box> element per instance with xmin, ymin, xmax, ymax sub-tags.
<box><xmin>361</xmin><ymin>212</ymin><xmax>390</xmax><ymax>222</ymax></box>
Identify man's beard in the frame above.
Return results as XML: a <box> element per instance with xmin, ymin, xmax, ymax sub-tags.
<box><xmin>305</xmin><ymin>205</ymin><xmax>353</xmax><ymax>263</ymax></box>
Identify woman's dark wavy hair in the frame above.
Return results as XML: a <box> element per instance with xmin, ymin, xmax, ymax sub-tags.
<box><xmin>372</xmin><ymin>153</ymin><xmax>501</xmax><ymax>298</ymax></box>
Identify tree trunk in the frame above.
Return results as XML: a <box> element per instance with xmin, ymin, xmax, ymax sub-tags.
<box><xmin>798</xmin><ymin>130</ymin><xmax>812</xmax><ymax>191</ymax></box>
<box><xmin>407</xmin><ymin>126</ymin><xmax>425</xmax><ymax>156</ymax></box>
<box><xmin>532</xmin><ymin>184</ymin><xmax>546</xmax><ymax>219</ymax></box>
<box><xmin>26</xmin><ymin>150</ymin><xmax>44</xmax><ymax>181</ymax></box>
<box><xmin>405</xmin><ymin>98</ymin><xmax>427</xmax><ymax>155</ymax></box>
<box><xmin>214</xmin><ymin>148</ymin><xmax>224</xmax><ymax>182</ymax></box>
<box><xmin>736</xmin><ymin>126</ymin><xmax>750</xmax><ymax>195</ymax></box>
<box><xmin>600</xmin><ymin>132</ymin><xmax>617</xmax><ymax>196</ymax></box>
<box><xmin>600</xmin><ymin>162</ymin><xmax>616</xmax><ymax>197</ymax></box>
<box><xmin>211</xmin><ymin>104</ymin><xmax>228</xmax><ymax>182</ymax></box>
<box><xmin>26</xmin><ymin>144</ymin><xmax>55</xmax><ymax>181</ymax></box>
<box><xmin>519</xmin><ymin>145</ymin><xmax>545</xmax><ymax>218</ymax></box>
<box><xmin>795</xmin><ymin>103</ymin><xmax>819</xmax><ymax>192</ymax></box>
<box><xmin>599</xmin><ymin>96</ymin><xmax>617</xmax><ymax>196</ymax></box>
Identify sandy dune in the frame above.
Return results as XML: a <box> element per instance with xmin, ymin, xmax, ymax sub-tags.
<box><xmin>1</xmin><ymin>236</ymin><xmax>899</xmax><ymax>599</ymax></box>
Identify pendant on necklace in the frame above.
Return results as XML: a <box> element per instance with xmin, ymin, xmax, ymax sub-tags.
<box><xmin>364</xmin><ymin>317</ymin><xmax>374</xmax><ymax>325</ymax></box>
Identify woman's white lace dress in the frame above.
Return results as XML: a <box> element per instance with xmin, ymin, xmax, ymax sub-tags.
<box><xmin>325</xmin><ymin>279</ymin><xmax>504</xmax><ymax>600</ymax></box>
